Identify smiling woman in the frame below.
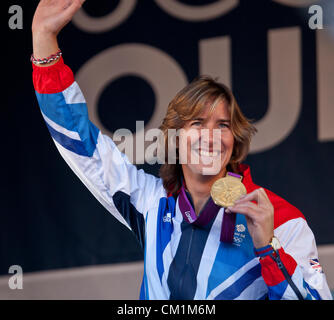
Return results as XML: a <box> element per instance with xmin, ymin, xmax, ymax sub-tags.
<box><xmin>159</xmin><ymin>75</ymin><xmax>257</xmax><ymax>197</ymax></box>
<box><xmin>30</xmin><ymin>0</ymin><xmax>332</xmax><ymax>300</ymax></box>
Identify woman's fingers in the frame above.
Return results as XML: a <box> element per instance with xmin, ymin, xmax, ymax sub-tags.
<box><xmin>225</xmin><ymin>188</ymin><xmax>272</xmax><ymax>219</ymax></box>
<box><xmin>235</xmin><ymin>188</ymin><xmax>269</xmax><ymax>206</ymax></box>
<box><xmin>60</xmin><ymin>0</ymin><xmax>83</xmax><ymax>20</ymax></box>
<box><xmin>236</xmin><ymin>188</ymin><xmax>259</xmax><ymax>203</ymax></box>
<box><xmin>226</xmin><ymin>201</ymin><xmax>259</xmax><ymax>220</ymax></box>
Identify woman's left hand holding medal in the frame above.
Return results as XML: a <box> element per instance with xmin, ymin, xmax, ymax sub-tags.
<box><xmin>225</xmin><ymin>188</ymin><xmax>274</xmax><ymax>249</ymax></box>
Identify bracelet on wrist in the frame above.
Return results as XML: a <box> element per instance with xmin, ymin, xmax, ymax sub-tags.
<box><xmin>30</xmin><ymin>49</ymin><xmax>62</xmax><ymax>65</ymax></box>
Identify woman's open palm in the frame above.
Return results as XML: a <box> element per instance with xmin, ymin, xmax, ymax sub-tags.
<box><xmin>32</xmin><ymin>0</ymin><xmax>85</xmax><ymax>36</ymax></box>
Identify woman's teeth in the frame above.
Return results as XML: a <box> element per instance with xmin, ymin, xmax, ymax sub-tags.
<box><xmin>199</xmin><ymin>150</ymin><xmax>219</xmax><ymax>157</ymax></box>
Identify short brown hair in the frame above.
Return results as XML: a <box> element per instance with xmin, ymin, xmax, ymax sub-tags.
<box><xmin>159</xmin><ymin>75</ymin><xmax>257</xmax><ymax>195</ymax></box>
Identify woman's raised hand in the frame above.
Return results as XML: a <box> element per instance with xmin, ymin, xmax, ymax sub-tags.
<box><xmin>32</xmin><ymin>0</ymin><xmax>85</xmax><ymax>64</ymax></box>
<box><xmin>32</xmin><ymin>0</ymin><xmax>85</xmax><ymax>36</ymax></box>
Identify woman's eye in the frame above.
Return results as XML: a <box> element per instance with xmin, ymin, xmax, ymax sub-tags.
<box><xmin>191</xmin><ymin>121</ymin><xmax>201</xmax><ymax>126</ymax></box>
<box><xmin>219</xmin><ymin>123</ymin><xmax>230</xmax><ymax>129</ymax></box>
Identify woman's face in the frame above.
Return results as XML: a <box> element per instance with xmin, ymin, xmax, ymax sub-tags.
<box><xmin>179</xmin><ymin>99</ymin><xmax>234</xmax><ymax>178</ymax></box>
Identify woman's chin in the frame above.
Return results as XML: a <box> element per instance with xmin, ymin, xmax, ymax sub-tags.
<box><xmin>200</xmin><ymin>165</ymin><xmax>222</xmax><ymax>176</ymax></box>
<box><xmin>190</xmin><ymin>162</ymin><xmax>224</xmax><ymax>176</ymax></box>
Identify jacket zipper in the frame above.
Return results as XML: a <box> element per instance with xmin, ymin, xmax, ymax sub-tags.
<box><xmin>177</xmin><ymin>226</ymin><xmax>195</xmax><ymax>297</ymax></box>
<box><xmin>271</xmin><ymin>252</ymin><xmax>304</xmax><ymax>300</ymax></box>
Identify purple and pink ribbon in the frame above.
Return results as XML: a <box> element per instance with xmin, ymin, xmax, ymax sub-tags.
<box><xmin>178</xmin><ymin>172</ymin><xmax>242</xmax><ymax>243</ymax></box>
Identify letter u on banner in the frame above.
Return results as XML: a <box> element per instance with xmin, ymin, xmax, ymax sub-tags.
<box><xmin>250</xmin><ymin>27</ymin><xmax>302</xmax><ymax>153</ymax></box>
<box><xmin>316</xmin><ymin>29</ymin><xmax>334</xmax><ymax>142</ymax></box>
<box><xmin>199</xmin><ymin>28</ymin><xmax>302</xmax><ymax>154</ymax></box>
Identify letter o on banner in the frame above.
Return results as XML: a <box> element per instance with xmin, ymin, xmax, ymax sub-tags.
<box><xmin>75</xmin><ymin>44</ymin><xmax>188</xmax><ymax>164</ymax></box>
<box><xmin>272</xmin><ymin>0</ymin><xmax>320</xmax><ymax>7</ymax></box>
<box><xmin>71</xmin><ymin>0</ymin><xmax>137</xmax><ymax>33</ymax></box>
<box><xmin>154</xmin><ymin>0</ymin><xmax>239</xmax><ymax>21</ymax></box>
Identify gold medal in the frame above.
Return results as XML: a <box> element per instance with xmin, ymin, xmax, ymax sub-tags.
<box><xmin>211</xmin><ymin>172</ymin><xmax>247</xmax><ymax>207</ymax></box>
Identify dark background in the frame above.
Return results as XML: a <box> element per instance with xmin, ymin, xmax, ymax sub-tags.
<box><xmin>2</xmin><ymin>0</ymin><xmax>333</xmax><ymax>275</ymax></box>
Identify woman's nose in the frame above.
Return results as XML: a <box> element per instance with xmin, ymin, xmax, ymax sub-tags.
<box><xmin>199</xmin><ymin>128</ymin><xmax>220</xmax><ymax>148</ymax></box>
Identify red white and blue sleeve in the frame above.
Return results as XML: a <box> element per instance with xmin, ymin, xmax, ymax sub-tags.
<box><xmin>259</xmin><ymin>190</ymin><xmax>332</xmax><ymax>300</ymax></box>
<box><xmin>32</xmin><ymin>58</ymin><xmax>165</xmax><ymax>247</ymax></box>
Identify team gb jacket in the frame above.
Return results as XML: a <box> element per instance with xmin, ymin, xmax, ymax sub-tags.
<box><xmin>32</xmin><ymin>57</ymin><xmax>332</xmax><ymax>300</ymax></box>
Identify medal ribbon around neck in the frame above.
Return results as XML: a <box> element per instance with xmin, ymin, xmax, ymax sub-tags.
<box><xmin>178</xmin><ymin>174</ymin><xmax>240</xmax><ymax>243</ymax></box>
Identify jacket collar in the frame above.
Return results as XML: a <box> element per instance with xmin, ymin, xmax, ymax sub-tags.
<box><xmin>237</xmin><ymin>163</ymin><xmax>258</xmax><ymax>193</ymax></box>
